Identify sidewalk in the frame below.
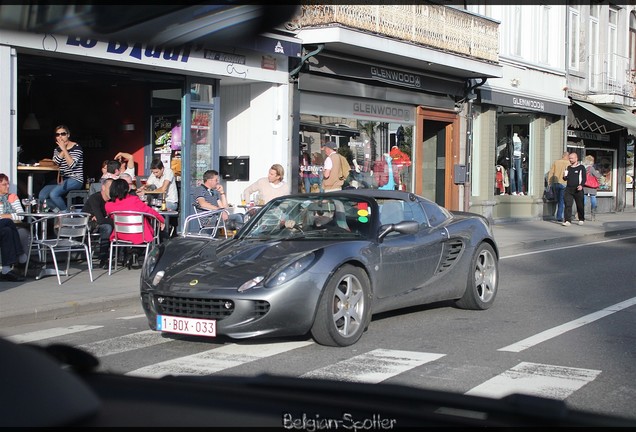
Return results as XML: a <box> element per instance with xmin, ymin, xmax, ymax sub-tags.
<box><xmin>1</xmin><ymin>208</ymin><xmax>635</xmax><ymax>327</ymax></box>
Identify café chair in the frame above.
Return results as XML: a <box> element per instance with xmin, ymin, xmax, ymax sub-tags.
<box><xmin>108</xmin><ymin>210</ymin><xmax>161</xmax><ymax>275</ymax></box>
<box><xmin>182</xmin><ymin>206</ymin><xmax>229</xmax><ymax>239</ymax></box>
<box><xmin>24</xmin><ymin>212</ymin><xmax>94</xmax><ymax>285</ymax></box>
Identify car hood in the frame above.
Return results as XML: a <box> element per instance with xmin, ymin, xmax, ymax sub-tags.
<box><xmin>155</xmin><ymin>238</ymin><xmax>327</xmax><ymax>290</ymax></box>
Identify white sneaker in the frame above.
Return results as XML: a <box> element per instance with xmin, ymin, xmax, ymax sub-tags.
<box><xmin>578</xmin><ymin>220</ymin><xmax>584</xmax><ymax>226</ymax></box>
<box><xmin>511</xmin><ymin>192</ymin><xmax>517</xmax><ymax>196</ymax></box>
<box><xmin>562</xmin><ymin>221</ymin><xmax>571</xmax><ymax>226</ymax></box>
<box><xmin>518</xmin><ymin>192</ymin><xmax>524</xmax><ymax>196</ymax></box>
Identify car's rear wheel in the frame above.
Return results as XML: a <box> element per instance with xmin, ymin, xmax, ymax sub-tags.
<box><xmin>311</xmin><ymin>264</ymin><xmax>372</xmax><ymax>347</ymax></box>
<box><xmin>456</xmin><ymin>242</ymin><xmax>498</xmax><ymax>310</ymax></box>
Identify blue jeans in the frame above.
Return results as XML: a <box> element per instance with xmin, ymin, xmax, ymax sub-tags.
<box><xmin>303</xmin><ymin>175</ymin><xmax>323</xmax><ymax>193</ymax></box>
<box><xmin>39</xmin><ymin>178</ymin><xmax>83</xmax><ymax>211</ymax></box>
<box><xmin>509</xmin><ymin>158</ymin><xmax>523</xmax><ymax>194</ymax></box>
<box><xmin>584</xmin><ymin>193</ymin><xmax>597</xmax><ymax>211</ymax></box>
<box><xmin>97</xmin><ymin>223</ymin><xmax>113</xmax><ymax>261</ymax></box>
<box><xmin>553</xmin><ymin>183</ymin><xmax>566</xmax><ymax>221</ymax></box>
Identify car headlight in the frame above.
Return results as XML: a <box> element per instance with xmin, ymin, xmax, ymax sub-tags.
<box><xmin>263</xmin><ymin>252</ymin><xmax>316</xmax><ymax>288</ymax></box>
<box><xmin>142</xmin><ymin>245</ymin><xmax>162</xmax><ymax>280</ymax></box>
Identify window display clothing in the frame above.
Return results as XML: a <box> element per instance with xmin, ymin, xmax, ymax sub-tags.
<box><xmin>378</xmin><ymin>154</ymin><xmax>396</xmax><ymax>190</ymax></box>
<box><xmin>509</xmin><ymin>133</ymin><xmax>524</xmax><ymax>195</ymax></box>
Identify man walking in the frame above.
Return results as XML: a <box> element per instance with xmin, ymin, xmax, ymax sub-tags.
<box><xmin>562</xmin><ymin>152</ymin><xmax>586</xmax><ymax>227</ymax></box>
<box><xmin>321</xmin><ymin>139</ymin><xmax>344</xmax><ymax>192</ymax></box>
<box><xmin>547</xmin><ymin>151</ymin><xmax>569</xmax><ymax>222</ymax></box>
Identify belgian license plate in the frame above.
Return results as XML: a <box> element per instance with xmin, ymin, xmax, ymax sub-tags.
<box><xmin>157</xmin><ymin>315</ymin><xmax>217</xmax><ymax>337</ymax></box>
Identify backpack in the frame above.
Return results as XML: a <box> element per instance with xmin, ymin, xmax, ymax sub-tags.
<box><xmin>338</xmin><ymin>154</ymin><xmax>351</xmax><ymax>181</ymax></box>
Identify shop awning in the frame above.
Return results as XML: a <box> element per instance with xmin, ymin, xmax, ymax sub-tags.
<box><xmin>573</xmin><ymin>100</ymin><xmax>636</xmax><ymax>133</ymax></box>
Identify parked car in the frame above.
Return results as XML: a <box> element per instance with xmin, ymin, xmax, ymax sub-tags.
<box><xmin>140</xmin><ymin>190</ymin><xmax>499</xmax><ymax>347</ymax></box>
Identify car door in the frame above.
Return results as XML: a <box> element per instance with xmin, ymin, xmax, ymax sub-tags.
<box><xmin>375</xmin><ymin>199</ymin><xmax>445</xmax><ymax>300</ymax></box>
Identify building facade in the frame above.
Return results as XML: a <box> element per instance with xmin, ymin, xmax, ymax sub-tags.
<box><xmin>0</xmin><ymin>11</ymin><xmax>301</xmax><ymax>228</ymax></box>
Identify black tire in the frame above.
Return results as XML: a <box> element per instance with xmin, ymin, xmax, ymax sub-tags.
<box><xmin>455</xmin><ymin>242</ymin><xmax>498</xmax><ymax>310</ymax></box>
<box><xmin>311</xmin><ymin>265</ymin><xmax>372</xmax><ymax>347</ymax></box>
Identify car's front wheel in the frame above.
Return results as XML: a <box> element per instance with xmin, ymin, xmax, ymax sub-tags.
<box><xmin>456</xmin><ymin>242</ymin><xmax>498</xmax><ymax>310</ymax></box>
<box><xmin>311</xmin><ymin>264</ymin><xmax>372</xmax><ymax>347</ymax></box>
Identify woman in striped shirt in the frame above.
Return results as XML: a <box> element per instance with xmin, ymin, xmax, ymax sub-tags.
<box><xmin>38</xmin><ymin>125</ymin><xmax>84</xmax><ymax>212</ymax></box>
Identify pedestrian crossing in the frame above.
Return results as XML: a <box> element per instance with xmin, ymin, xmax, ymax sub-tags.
<box><xmin>2</xmin><ymin>322</ymin><xmax>602</xmax><ymax>402</ymax></box>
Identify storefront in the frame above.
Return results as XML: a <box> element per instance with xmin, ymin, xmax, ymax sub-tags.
<box><xmin>471</xmin><ymin>89</ymin><xmax>568</xmax><ymax>221</ymax></box>
<box><xmin>567</xmin><ymin>99</ymin><xmax>635</xmax><ymax>213</ymax></box>
<box><xmin>0</xmin><ymin>29</ymin><xmax>300</xmax><ymax>228</ymax></box>
<box><xmin>296</xmin><ymin>53</ymin><xmax>467</xmax><ymax>209</ymax></box>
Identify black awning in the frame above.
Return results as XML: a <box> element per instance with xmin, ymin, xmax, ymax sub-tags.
<box><xmin>573</xmin><ymin>100</ymin><xmax>636</xmax><ymax>133</ymax></box>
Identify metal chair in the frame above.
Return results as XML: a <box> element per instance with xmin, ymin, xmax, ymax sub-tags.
<box><xmin>24</xmin><ymin>212</ymin><xmax>94</xmax><ymax>285</ymax></box>
<box><xmin>182</xmin><ymin>205</ymin><xmax>228</xmax><ymax>239</ymax></box>
<box><xmin>108</xmin><ymin>210</ymin><xmax>161</xmax><ymax>275</ymax></box>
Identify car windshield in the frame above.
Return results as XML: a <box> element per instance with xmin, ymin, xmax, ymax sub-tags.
<box><xmin>239</xmin><ymin>196</ymin><xmax>373</xmax><ymax>240</ymax></box>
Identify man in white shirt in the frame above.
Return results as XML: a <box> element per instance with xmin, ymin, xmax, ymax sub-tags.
<box><xmin>138</xmin><ymin>159</ymin><xmax>178</xmax><ymax>210</ymax></box>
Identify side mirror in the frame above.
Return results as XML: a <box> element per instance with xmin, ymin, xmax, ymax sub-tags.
<box><xmin>378</xmin><ymin>220</ymin><xmax>419</xmax><ymax>242</ymax></box>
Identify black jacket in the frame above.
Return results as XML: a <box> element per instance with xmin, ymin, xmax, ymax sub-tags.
<box><xmin>82</xmin><ymin>191</ymin><xmax>113</xmax><ymax>227</ymax></box>
<box><xmin>564</xmin><ymin>163</ymin><xmax>587</xmax><ymax>189</ymax></box>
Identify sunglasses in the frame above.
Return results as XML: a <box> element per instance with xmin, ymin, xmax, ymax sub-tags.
<box><xmin>55</xmin><ymin>132</ymin><xmax>68</xmax><ymax>137</ymax></box>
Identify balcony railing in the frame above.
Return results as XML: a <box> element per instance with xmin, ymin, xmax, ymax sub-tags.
<box><xmin>588</xmin><ymin>53</ymin><xmax>636</xmax><ymax>99</ymax></box>
<box><xmin>287</xmin><ymin>3</ymin><xmax>499</xmax><ymax>63</ymax></box>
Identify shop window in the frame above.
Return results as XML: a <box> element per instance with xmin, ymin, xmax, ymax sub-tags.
<box><xmin>298</xmin><ymin>115</ymin><xmax>413</xmax><ymax>193</ymax></box>
<box><xmin>494</xmin><ymin>116</ymin><xmax>531</xmax><ymax>196</ymax></box>
<box><xmin>584</xmin><ymin>148</ymin><xmax>616</xmax><ymax>194</ymax></box>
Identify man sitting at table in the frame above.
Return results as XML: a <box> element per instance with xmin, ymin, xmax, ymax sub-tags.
<box><xmin>194</xmin><ymin>169</ymin><xmax>243</xmax><ymax>230</ymax></box>
<box><xmin>82</xmin><ymin>178</ymin><xmax>114</xmax><ymax>269</ymax></box>
<box><xmin>0</xmin><ymin>173</ymin><xmax>28</xmax><ymax>281</ymax></box>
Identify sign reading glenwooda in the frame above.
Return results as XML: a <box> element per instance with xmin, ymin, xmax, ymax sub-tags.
<box><xmin>370</xmin><ymin>66</ymin><xmax>422</xmax><ymax>89</ymax></box>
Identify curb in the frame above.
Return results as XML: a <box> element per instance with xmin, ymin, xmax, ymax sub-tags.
<box><xmin>0</xmin><ymin>295</ymin><xmax>140</xmax><ymax>328</ymax></box>
<box><xmin>497</xmin><ymin>227</ymin><xmax>636</xmax><ymax>257</ymax></box>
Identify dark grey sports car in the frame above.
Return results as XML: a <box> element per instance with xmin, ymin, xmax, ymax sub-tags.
<box><xmin>140</xmin><ymin>190</ymin><xmax>499</xmax><ymax>347</ymax></box>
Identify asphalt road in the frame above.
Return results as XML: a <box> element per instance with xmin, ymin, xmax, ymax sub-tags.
<box><xmin>2</xmin><ymin>236</ymin><xmax>635</xmax><ymax>422</ymax></box>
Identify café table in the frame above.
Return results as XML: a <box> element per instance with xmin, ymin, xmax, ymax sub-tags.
<box><xmin>236</xmin><ymin>204</ymin><xmax>263</xmax><ymax>223</ymax></box>
<box><xmin>17</xmin><ymin>165</ymin><xmax>60</xmax><ymax>199</ymax></box>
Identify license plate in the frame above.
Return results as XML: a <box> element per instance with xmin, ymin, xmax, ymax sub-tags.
<box><xmin>156</xmin><ymin>315</ymin><xmax>217</xmax><ymax>337</ymax></box>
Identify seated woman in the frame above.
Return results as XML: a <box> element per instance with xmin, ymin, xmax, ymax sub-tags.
<box><xmin>38</xmin><ymin>125</ymin><xmax>84</xmax><ymax>212</ymax></box>
<box><xmin>105</xmin><ymin>179</ymin><xmax>165</xmax><ymax>269</ymax></box>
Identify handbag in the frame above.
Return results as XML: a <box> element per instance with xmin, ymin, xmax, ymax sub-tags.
<box><xmin>543</xmin><ymin>185</ymin><xmax>555</xmax><ymax>201</ymax></box>
<box><xmin>585</xmin><ymin>168</ymin><xmax>599</xmax><ymax>188</ymax></box>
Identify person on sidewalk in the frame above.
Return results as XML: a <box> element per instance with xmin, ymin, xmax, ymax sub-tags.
<box><xmin>82</xmin><ymin>178</ymin><xmax>114</xmax><ymax>269</ymax></box>
<box><xmin>137</xmin><ymin>159</ymin><xmax>178</xmax><ymax>211</ymax></box>
<box><xmin>242</xmin><ymin>164</ymin><xmax>289</xmax><ymax>205</ymax></box>
<box><xmin>562</xmin><ymin>152</ymin><xmax>586</xmax><ymax>227</ymax></box>
<box><xmin>106</xmin><ymin>179</ymin><xmax>165</xmax><ymax>269</ymax></box>
<box><xmin>195</xmin><ymin>169</ymin><xmax>244</xmax><ymax>230</ymax></box>
<box><xmin>321</xmin><ymin>140</ymin><xmax>345</xmax><ymax>192</ymax></box>
<box><xmin>114</xmin><ymin>151</ymin><xmax>136</xmax><ymax>181</ymax></box>
<box><xmin>0</xmin><ymin>173</ymin><xmax>30</xmax><ymax>260</ymax></box>
<box><xmin>547</xmin><ymin>151</ymin><xmax>569</xmax><ymax>222</ymax></box>
<box><xmin>582</xmin><ymin>155</ymin><xmax>602</xmax><ymax>221</ymax></box>
<box><xmin>0</xmin><ymin>174</ymin><xmax>27</xmax><ymax>281</ymax></box>
<box><xmin>38</xmin><ymin>125</ymin><xmax>85</xmax><ymax>212</ymax></box>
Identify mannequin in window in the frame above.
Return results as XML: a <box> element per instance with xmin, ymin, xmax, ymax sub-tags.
<box><xmin>509</xmin><ymin>132</ymin><xmax>524</xmax><ymax>196</ymax></box>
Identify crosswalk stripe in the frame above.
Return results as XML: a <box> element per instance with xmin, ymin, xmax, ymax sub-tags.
<box><xmin>4</xmin><ymin>325</ymin><xmax>103</xmax><ymax>344</ymax></box>
<box><xmin>464</xmin><ymin>362</ymin><xmax>601</xmax><ymax>399</ymax></box>
<box><xmin>126</xmin><ymin>340</ymin><xmax>315</xmax><ymax>378</ymax></box>
<box><xmin>301</xmin><ymin>349</ymin><xmax>445</xmax><ymax>384</ymax></box>
<box><xmin>78</xmin><ymin>330</ymin><xmax>170</xmax><ymax>357</ymax></box>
